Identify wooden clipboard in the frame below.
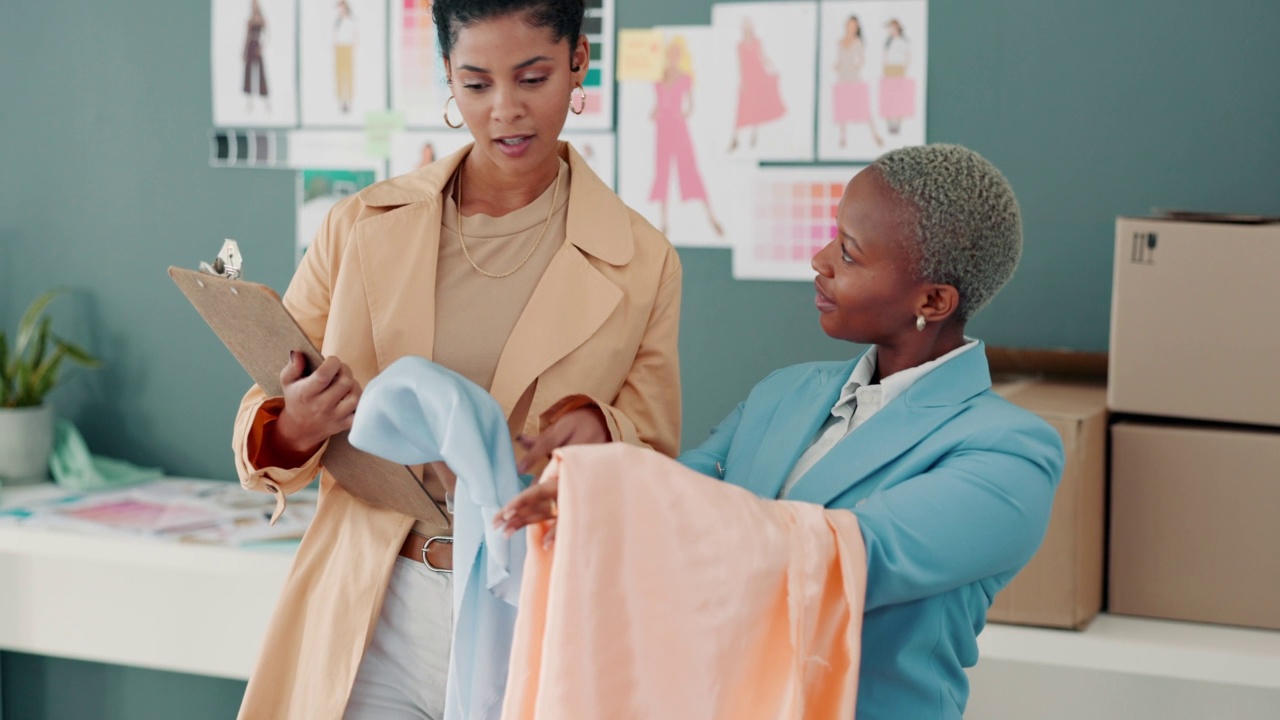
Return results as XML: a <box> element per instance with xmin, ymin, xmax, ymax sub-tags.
<box><xmin>169</xmin><ymin>265</ymin><xmax>451</xmax><ymax>530</ymax></box>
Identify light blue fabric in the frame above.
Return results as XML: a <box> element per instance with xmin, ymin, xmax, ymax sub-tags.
<box><xmin>349</xmin><ymin>356</ymin><xmax>526</xmax><ymax>720</ymax></box>
<box><xmin>48</xmin><ymin>419</ymin><xmax>164</xmax><ymax>490</ymax></box>
<box><xmin>679</xmin><ymin>341</ymin><xmax>1065</xmax><ymax>720</ymax></box>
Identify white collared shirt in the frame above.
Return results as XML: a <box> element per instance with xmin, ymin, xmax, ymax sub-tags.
<box><xmin>779</xmin><ymin>340</ymin><xmax>979</xmax><ymax>498</ymax></box>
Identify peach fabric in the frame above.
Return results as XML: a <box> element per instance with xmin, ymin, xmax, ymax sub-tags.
<box><xmin>502</xmin><ymin>444</ymin><xmax>867</xmax><ymax>720</ymax></box>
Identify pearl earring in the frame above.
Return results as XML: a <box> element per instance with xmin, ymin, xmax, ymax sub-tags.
<box><xmin>916</xmin><ymin>315</ymin><xmax>926</xmax><ymax>332</ymax></box>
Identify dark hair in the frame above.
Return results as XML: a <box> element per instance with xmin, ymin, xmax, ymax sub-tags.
<box><xmin>885</xmin><ymin>19</ymin><xmax>905</xmax><ymax>49</ymax></box>
<box><xmin>846</xmin><ymin>15</ymin><xmax>862</xmax><ymax>40</ymax></box>
<box><xmin>433</xmin><ymin>0</ymin><xmax>586</xmax><ymax>66</ymax></box>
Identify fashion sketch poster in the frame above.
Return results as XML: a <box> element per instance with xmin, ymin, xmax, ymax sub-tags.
<box><xmin>300</xmin><ymin>0</ymin><xmax>388</xmax><ymax>127</ymax></box>
<box><xmin>388</xmin><ymin>129</ymin><xmax>474</xmax><ymax>178</ymax></box>
<box><xmin>212</xmin><ymin>0</ymin><xmax>298</xmax><ymax>127</ymax></box>
<box><xmin>390</xmin><ymin>0</ymin><xmax>452</xmax><ymax>128</ymax></box>
<box><xmin>711</xmin><ymin>2</ymin><xmax>818</xmax><ymax>162</ymax></box>
<box><xmin>817</xmin><ymin>1</ymin><xmax>928</xmax><ymax>161</ymax></box>
<box><xmin>618</xmin><ymin>26</ymin><xmax>751</xmax><ymax>248</ymax></box>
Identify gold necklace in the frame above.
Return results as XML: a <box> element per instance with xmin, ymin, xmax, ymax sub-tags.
<box><xmin>455</xmin><ymin>163</ymin><xmax>562</xmax><ymax>279</ymax></box>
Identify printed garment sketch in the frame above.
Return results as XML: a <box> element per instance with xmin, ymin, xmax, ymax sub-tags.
<box><xmin>832</xmin><ymin>14</ymin><xmax>880</xmax><ymax>148</ymax></box>
<box><xmin>335</xmin><ymin>0</ymin><xmax>358</xmax><ymax>113</ymax></box>
<box><xmin>650</xmin><ymin>36</ymin><xmax>723</xmax><ymax>237</ymax></box>
<box><xmin>242</xmin><ymin>0</ymin><xmax>270</xmax><ymax>112</ymax></box>
<box><xmin>729</xmin><ymin>17</ymin><xmax>786</xmax><ymax>152</ymax></box>
<box><xmin>879</xmin><ymin>18</ymin><xmax>916</xmax><ymax>134</ymax></box>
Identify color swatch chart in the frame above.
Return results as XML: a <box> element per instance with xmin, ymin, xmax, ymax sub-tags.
<box><xmin>209</xmin><ymin>129</ymin><xmax>284</xmax><ymax>167</ymax></box>
<box><xmin>734</xmin><ymin>165</ymin><xmax>865</xmax><ymax>281</ymax></box>
<box><xmin>563</xmin><ymin>0</ymin><xmax>615</xmax><ymax>130</ymax></box>
<box><xmin>391</xmin><ymin>0</ymin><xmax>449</xmax><ymax>126</ymax></box>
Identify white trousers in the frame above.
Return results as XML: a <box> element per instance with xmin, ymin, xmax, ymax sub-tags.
<box><xmin>344</xmin><ymin>556</ymin><xmax>454</xmax><ymax>720</ymax></box>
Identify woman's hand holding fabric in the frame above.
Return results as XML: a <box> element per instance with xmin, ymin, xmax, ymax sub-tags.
<box><xmin>495</xmin><ymin>473</ymin><xmax>560</xmax><ymax>546</ymax></box>
<box><xmin>515</xmin><ymin>406</ymin><xmax>609</xmax><ymax>475</ymax></box>
<box><xmin>496</xmin><ymin>406</ymin><xmax>608</xmax><ymax>548</ymax></box>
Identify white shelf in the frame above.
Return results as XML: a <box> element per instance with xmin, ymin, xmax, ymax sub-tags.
<box><xmin>971</xmin><ymin>617</ymin><xmax>1280</xmax><ymax>719</ymax></box>
<box><xmin>979</xmin><ymin>614</ymin><xmax>1280</xmax><ymax>690</ymax></box>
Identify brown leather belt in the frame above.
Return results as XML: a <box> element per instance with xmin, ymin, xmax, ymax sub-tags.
<box><xmin>399</xmin><ymin>531</ymin><xmax>453</xmax><ymax>573</ymax></box>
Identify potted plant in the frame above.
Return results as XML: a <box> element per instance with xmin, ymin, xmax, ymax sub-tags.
<box><xmin>0</xmin><ymin>289</ymin><xmax>100</xmax><ymax>485</ymax></box>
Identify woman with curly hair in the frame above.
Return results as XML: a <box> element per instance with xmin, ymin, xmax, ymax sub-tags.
<box><xmin>501</xmin><ymin>144</ymin><xmax>1064</xmax><ymax>720</ymax></box>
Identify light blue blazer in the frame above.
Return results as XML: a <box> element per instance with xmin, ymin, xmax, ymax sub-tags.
<box><xmin>679</xmin><ymin>342</ymin><xmax>1064</xmax><ymax>720</ymax></box>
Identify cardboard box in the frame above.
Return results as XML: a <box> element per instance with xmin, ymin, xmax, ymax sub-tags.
<box><xmin>987</xmin><ymin>348</ymin><xmax>1109</xmax><ymax>630</ymax></box>
<box><xmin>1110</xmin><ymin>420</ymin><xmax>1280</xmax><ymax>631</ymax></box>
<box><xmin>1109</xmin><ymin>215</ymin><xmax>1280</xmax><ymax>428</ymax></box>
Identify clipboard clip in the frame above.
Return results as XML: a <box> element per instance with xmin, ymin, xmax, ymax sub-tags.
<box><xmin>199</xmin><ymin>239</ymin><xmax>244</xmax><ymax>280</ymax></box>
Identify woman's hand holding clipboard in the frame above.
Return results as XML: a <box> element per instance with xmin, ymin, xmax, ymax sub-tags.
<box><xmin>169</xmin><ymin>241</ymin><xmax>450</xmax><ymax>530</ymax></box>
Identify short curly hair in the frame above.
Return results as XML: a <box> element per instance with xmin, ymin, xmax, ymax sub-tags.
<box><xmin>433</xmin><ymin>0</ymin><xmax>586</xmax><ymax>61</ymax></box>
<box><xmin>870</xmin><ymin>144</ymin><xmax>1022</xmax><ymax>321</ymax></box>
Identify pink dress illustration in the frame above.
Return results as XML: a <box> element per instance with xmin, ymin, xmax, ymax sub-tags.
<box><xmin>650</xmin><ymin>73</ymin><xmax>707</xmax><ymax>204</ymax></box>
<box><xmin>735</xmin><ymin>41</ymin><xmax>786</xmax><ymax>129</ymax></box>
<box><xmin>650</xmin><ymin>36</ymin><xmax>723</xmax><ymax>237</ymax></box>
<box><xmin>729</xmin><ymin>19</ymin><xmax>785</xmax><ymax>152</ymax></box>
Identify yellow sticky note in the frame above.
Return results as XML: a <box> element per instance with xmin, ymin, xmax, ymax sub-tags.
<box><xmin>616</xmin><ymin>29</ymin><xmax>665</xmax><ymax>83</ymax></box>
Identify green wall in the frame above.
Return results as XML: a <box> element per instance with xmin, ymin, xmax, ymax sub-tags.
<box><xmin>0</xmin><ymin>654</ymin><xmax>243</xmax><ymax>720</ymax></box>
<box><xmin>3</xmin><ymin>0</ymin><xmax>1279</xmax><ymax>717</ymax></box>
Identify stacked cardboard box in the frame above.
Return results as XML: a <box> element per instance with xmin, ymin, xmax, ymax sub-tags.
<box><xmin>987</xmin><ymin>347</ymin><xmax>1108</xmax><ymax>630</ymax></box>
<box><xmin>1107</xmin><ymin>213</ymin><xmax>1280</xmax><ymax>631</ymax></box>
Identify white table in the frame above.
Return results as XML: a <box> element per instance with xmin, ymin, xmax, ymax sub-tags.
<box><xmin>3</xmin><ymin>482</ymin><xmax>1279</xmax><ymax>718</ymax></box>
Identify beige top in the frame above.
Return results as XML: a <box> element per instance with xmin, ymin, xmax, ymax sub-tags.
<box><xmin>410</xmin><ymin>157</ymin><xmax>570</xmax><ymax>538</ymax></box>
<box><xmin>835</xmin><ymin>37</ymin><xmax>865</xmax><ymax>83</ymax></box>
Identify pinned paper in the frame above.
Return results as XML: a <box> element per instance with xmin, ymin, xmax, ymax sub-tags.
<box><xmin>209</xmin><ymin>129</ymin><xmax>283</xmax><ymax>167</ymax></box>
<box><xmin>617</xmin><ymin>26</ymin><xmax>752</xmax><ymax>249</ymax></box>
<box><xmin>211</xmin><ymin>0</ymin><xmax>298</xmax><ymax>127</ymax></box>
<box><xmin>286</xmin><ymin>129</ymin><xmax>383</xmax><ymax>171</ymax></box>
<box><xmin>299</xmin><ymin>0</ymin><xmax>389</xmax><ymax>127</ymax></box>
<box><xmin>297</xmin><ymin>169</ymin><xmax>379</xmax><ymax>263</ymax></box>
<box><xmin>390</xmin><ymin>0</ymin><xmax>451</xmax><ymax>128</ymax></box>
<box><xmin>711</xmin><ymin>2</ymin><xmax>819</xmax><ymax>162</ymax></box>
<box><xmin>563</xmin><ymin>0</ymin><xmax>616</xmax><ymax>130</ymax></box>
<box><xmin>616</xmin><ymin>28</ymin><xmax>665</xmax><ymax>82</ymax></box>
<box><xmin>733</xmin><ymin>165</ymin><xmax>866</xmax><ymax>281</ymax></box>
<box><xmin>816</xmin><ymin>0</ymin><xmax>929</xmax><ymax>161</ymax></box>
<box><xmin>364</xmin><ymin>110</ymin><xmax>405</xmax><ymax>158</ymax></box>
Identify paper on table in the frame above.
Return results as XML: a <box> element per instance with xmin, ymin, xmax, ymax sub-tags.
<box><xmin>2</xmin><ymin>479</ymin><xmax>318</xmax><ymax>545</ymax></box>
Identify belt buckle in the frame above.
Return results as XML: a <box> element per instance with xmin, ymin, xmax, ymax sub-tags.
<box><xmin>422</xmin><ymin>536</ymin><xmax>453</xmax><ymax>575</ymax></box>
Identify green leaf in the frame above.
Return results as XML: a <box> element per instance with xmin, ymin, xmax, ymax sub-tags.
<box><xmin>53</xmin><ymin>336</ymin><xmax>101</xmax><ymax>367</ymax></box>
<box><xmin>0</xmin><ymin>330</ymin><xmax>10</xmax><ymax>405</ymax></box>
<box><xmin>28</xmin><ymin>345</ymin><xmax>67</xmax><ymax>400</ymax></box>
<box><xmin>4</xmin><ymin>289</ymin><xmax>99</xmax><ymax>407</ymax></box>
<box><xmin>15</xmin><ymin>361</ymin><xmax>34</xmax><ymax>407</ymax></box>
<box><xmin>28</xmin><ymin>316</ymin><xmax>52</xmax><ymax>370</ymax></box>
<box><xmin>15</xmin><ymin>289</ymin><xmax>61</xmax><ymax>360</ymax></box>
<box><xmin>34</xmin><ymin>365</ymin><xmax>59</xmax><ymax>400</ymax></box>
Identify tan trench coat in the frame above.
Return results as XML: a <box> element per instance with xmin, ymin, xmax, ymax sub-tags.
<box><xmin>232</xmin><ymin>143</ymin><xmax>682</xmax><ymax>719</ymax></box>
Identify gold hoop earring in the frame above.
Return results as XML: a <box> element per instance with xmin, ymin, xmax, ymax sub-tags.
<box><xmin>916</xmin><ymin>314</ymin><xmax>927</xmax><ymax>332</ymax></box>
<box><xmin>443</xmin><ymin>95</ymin><xmax>464</xmax><ymax>129</ymax></box>
<box><xmin>569</xmin><ymin>85</ymin><xmax>587</xmax><ymax>115</ymax></box>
